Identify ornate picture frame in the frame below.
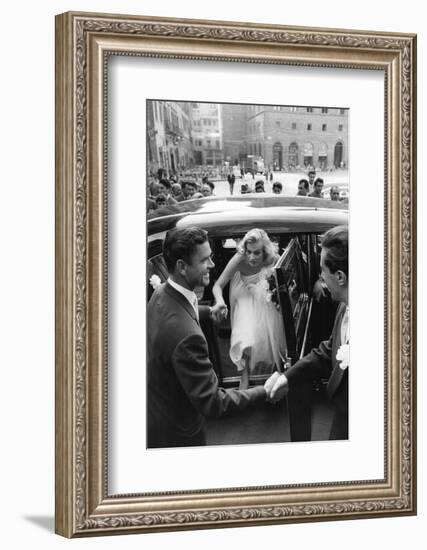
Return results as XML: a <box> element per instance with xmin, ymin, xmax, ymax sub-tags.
<box><xmin>55</xmin><ymin>11</ymin><xmax>416</xmax><ymax>537</ymax></box>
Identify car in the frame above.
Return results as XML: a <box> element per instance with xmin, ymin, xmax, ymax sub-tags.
<box><xmin>147</xmin><ymin>195</ymin><xmax>348</xmax><ymax>390</ymax></box>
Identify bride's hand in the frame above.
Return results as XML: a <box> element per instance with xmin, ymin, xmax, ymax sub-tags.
<box><xmin>210</xmin><ymin>303</ymin><xmax>228</xmax><ymax>323</ymax></box>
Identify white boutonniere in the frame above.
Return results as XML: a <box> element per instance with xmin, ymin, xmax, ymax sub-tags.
<box><xmin>336</xmin><ymin>344</ymin><xmax>349</xmax><ymax>371</ymax></box>
<box><xmin>149</xmin><ymin>274</ymin><xmax>162</xmax><ymax>290</ymax></box>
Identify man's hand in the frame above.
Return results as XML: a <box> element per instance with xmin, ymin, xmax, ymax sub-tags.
<box><xmin>264</xmin><ymin>371</ymin><xmax>280</xmax><ymax>398</ymax></box>
<box><xmin>265</xmin><ymin>373</ymin><xmax>289</xmax><ymax>403</ymax></box>
<box><xmin>210</xmin><ymin>303</ymin><xmax>228</xmax><ymax>323</ymax></box>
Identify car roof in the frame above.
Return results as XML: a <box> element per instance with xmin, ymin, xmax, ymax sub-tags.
<box><xmin>148</xmin><ymin>195</ymin><xmax>348</xmax><ymax>243</ymax></box>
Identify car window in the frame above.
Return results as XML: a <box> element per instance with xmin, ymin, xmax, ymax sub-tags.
<box><xmin>279</xmin><ymin>238</ymin><xmax>308</xmax><ymax>305</ymax></box>
<box><xmin>275</xmin><ymin>237</ymin><xmax>312</xmax><ymax>360</ymax></box>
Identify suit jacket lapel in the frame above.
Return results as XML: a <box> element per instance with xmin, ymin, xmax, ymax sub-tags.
<box><xmin>164</xmin><ymin>282</ymin><xmax>199</xmax><ymax>325</ymax></box>
<box><xmin>327</xmin><ymin>303</ymin><xmax>347</xmax><ymax>398</ymax></box>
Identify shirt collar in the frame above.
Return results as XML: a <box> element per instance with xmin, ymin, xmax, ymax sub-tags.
<box><xmin>168</xmin><ymin>278</ymin><xmax>198</xmax><ymax>308</ymax></box>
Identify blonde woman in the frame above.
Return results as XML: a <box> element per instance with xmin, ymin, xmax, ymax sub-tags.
<box><xmin>212</xmin><ymin>229</ymin><xmax>286</xmax><ymax>389</ymax></box>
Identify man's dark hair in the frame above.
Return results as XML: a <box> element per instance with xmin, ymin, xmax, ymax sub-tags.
<box><xmin>321</xmin><ymin>225</ymin><xmax>348</xmax><ymax>276</ymax></box>
<box><xmin>180</xmin><ymin>180</ymin><xmax>196</xmax><ymax>188</ymax></box>
<box><xmin>272</xmin><ymin>181</ymin><xmax>282</xmax><ymax>190</ymax></box>
<box><xmin>163</xmin><ymin>227</ymin><xmax>208</xmax><ymax>272</ymax></box>
<box><xmin>255</xmin><ymin>179</ymin><xmax>264</xmax><ymax>188</ymax></box>
<box><xmin>308</xmin><ymin>170</ymin><xmax>316</xmax><ymax>177</ymax></box>
<box><xmin>299</xmin><ymin>178</ymin><xmax>309</xmax><ymax>190</ymax></box>
<box><xmin>314</xmin><ymin>177</ymin><xmax>324</xmax><ymax>186</ymax></box>
<box><xmin>159</xmin><ymin>178</ymin><xmax>171</xmax><ymax>189</ymax></box>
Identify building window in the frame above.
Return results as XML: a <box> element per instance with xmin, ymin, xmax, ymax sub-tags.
<box><xmin>307</xmin><ymin>107</ymin><xmax>313</xmax><ymax>112</ymax></box>
<box><xmin>322</xmin><ymin>124</ymin><xmax>327</xmax><ymax>131</ymax></box>
<box><xmin>322</xmin><ymin>107</ymin><xmax>328</xmax><ymax>113</ymax></box>
<box><xmin>216</xmin><ymin>140</ymin><xmax>220</xmax><ymax>149</ymax></box>
<box><xmin>338</xmin><ymin>124</ymin><xmax>343</xmax><ymax>131</ymax></box>
<box><xmin>307</xmin><ymin>123</ymin><xmax>312</xmax><ymax>131</ymax></box>
<box><xmin>276</xmin><ymin>121</ymin><xmax>280</xmax><ymax>127</ymax></box>
<box><xmin>292</xmin><ymin>122</ymin><xmax>297</xmax><ymax>130</ymax></box>
<box><xmin>340</xmin><ymin>109</ymin><xmax>345</xmax><ymax>115</ymax></box>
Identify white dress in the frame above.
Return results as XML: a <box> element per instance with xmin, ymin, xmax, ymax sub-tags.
<box><xmin>229</xmin><ymin>267</ymin><xmax>286</xmax><ymax>375</ymax></box>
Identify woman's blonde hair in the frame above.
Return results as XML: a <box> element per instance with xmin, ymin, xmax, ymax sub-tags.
<box><xmin>237</xmin><ymin>228</ymin><xmax>279</xmax><ymax>265</ymax></box>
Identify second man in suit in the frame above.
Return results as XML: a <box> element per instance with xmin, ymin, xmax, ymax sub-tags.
<box><xmin>265</xmin><ymin>225</ymin><xmax>349</xmax><ymax>440</ymax></box>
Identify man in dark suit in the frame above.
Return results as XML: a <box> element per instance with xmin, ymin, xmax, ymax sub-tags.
<box><xmin>264</xmin><ymin>225</ymin><xmax>349</xmax><ymax>440</ymax></box>
<box><xmin>147</xmin><ymin>226</ymin><xmax>266</xmax><ymax>448</ymax></box>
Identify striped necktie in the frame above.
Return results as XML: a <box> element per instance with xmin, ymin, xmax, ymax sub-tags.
<box><xmin>191</xmin><ymin>295</ymin><xmax>199</xmax><ymax>322</ymax></box>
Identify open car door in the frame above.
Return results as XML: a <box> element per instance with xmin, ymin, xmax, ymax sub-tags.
<box><xmin>274</xmin><ymin>235</ymin><xmax>313</xmax><ymax>367</ymax></box>
<box><xmin>274</xmin><ymin>234</ymin><xmax>330</xmax><ymax>442</ymax></box>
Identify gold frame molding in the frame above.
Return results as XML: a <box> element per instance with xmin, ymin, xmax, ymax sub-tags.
<box><xmin>55</xmin><ymin>11</ymin><xmax>417</xmax><ymax>538</ymax></box>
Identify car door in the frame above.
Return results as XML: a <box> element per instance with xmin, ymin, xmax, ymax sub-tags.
<box><xmin>274</xmin><ymin>235</ymin><xmax>313</xmax><ymax>366</ymax></box>
<box><xmin>274</xmin><ymin>234</ymin><xmax>318</xmax><ymax>441</ymax></box>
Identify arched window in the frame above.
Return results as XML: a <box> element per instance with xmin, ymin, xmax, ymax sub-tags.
<box><xmin>288</xmin><ymin>142</ymin><xmax>298</xmax><ymax>168</ymax></box>
<box><xmin>303</xmin><ymin>142</ymin><xmax>314</xmax><ymax>168</ymax></box>
<box><xmin>318</xmin><ymin>142</ymin><xmax>328</xmax><ymax>170</ymax></box>
<box><xmin>334</xmin><ymin>141</ymin><xmax>344</xmax><ymax>168</ymax></box>
<box><xmin>273</xmin><ymin>142</ymin><xmax>283</xmax><ymax>171</ymax></box>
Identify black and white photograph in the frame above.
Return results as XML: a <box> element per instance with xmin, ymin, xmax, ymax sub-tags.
<box><xmin>146</xmin><ymin>100</ymin><xmax>349</xmax><ymax>449</ymax></box>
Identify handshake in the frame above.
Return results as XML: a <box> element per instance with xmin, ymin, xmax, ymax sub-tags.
<box><xmin>264</xmin><ymin>371</ymin><xmax>289</xmax><ymax>403</ymax></box>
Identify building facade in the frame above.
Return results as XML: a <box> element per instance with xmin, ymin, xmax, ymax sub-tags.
<box><xmin>221</xmin><ymin>103</ymin><xmax>248</xmax><ymax>167</ymax></box>
<box><xmin>246</xmin><ymin>105</ymin><xmax>348</xmax><ymax>171</ymax></box>
<box><xmin>147</xmin><ymin>101</ymin><xmax>349</xmax><ymax>177</ymax></box>
<box><xmin>147</xmin><ymin>101</ymin><xmax>194</xmax><ymax>176</ymax></box>
<box><xmin>190</xmin><ymin>102</ymin><xmax>223</xmax><ymax>166</ymax></box>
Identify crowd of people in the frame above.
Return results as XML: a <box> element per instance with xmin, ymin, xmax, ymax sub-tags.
<box><xmin>147</xmin><ymin>224</ymin><xmax>349</xmax><ymax>448</ymax></box>
<box><xmin>147</xmin><ymin>170</ymin><xmax>216</xmax><ymax>214</ymax></box>
<box><xmin>147</xmin><ymin>167</ymin><xmax>347</xmax><ymax>215</ymax></box>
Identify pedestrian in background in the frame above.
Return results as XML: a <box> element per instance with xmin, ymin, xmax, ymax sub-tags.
<box><xmin>330</xmin><ymin>186</ymin><xmax>340</xmax><ymax>201</ymax></box>
<box><xmin>272</xmin><ymin>182</ymin><xmax>282</xmax><ymax>194</ymax></box>
<box><xmin>227</xmin><ymin>172</ymin><xmax>236</xmax><ymax>195</ymax></box>
<box><xmin>309</xmin><ymin>178</ymin><xmax>324</xmax><ymax>198</ymax></box>
<box><xmin>255</xmin><ymin>180</ymin><xmax>265</xmax><ymax>193</ymax></box>
<box><xmin>297</xmin><ymin>179</ymin><xmax>309</xmax><ymax>196</ymax></box>
<box><xmin>308</xmin><ymin>170</ymin><xmax>316</xmax><ymax>191</ymax></box>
